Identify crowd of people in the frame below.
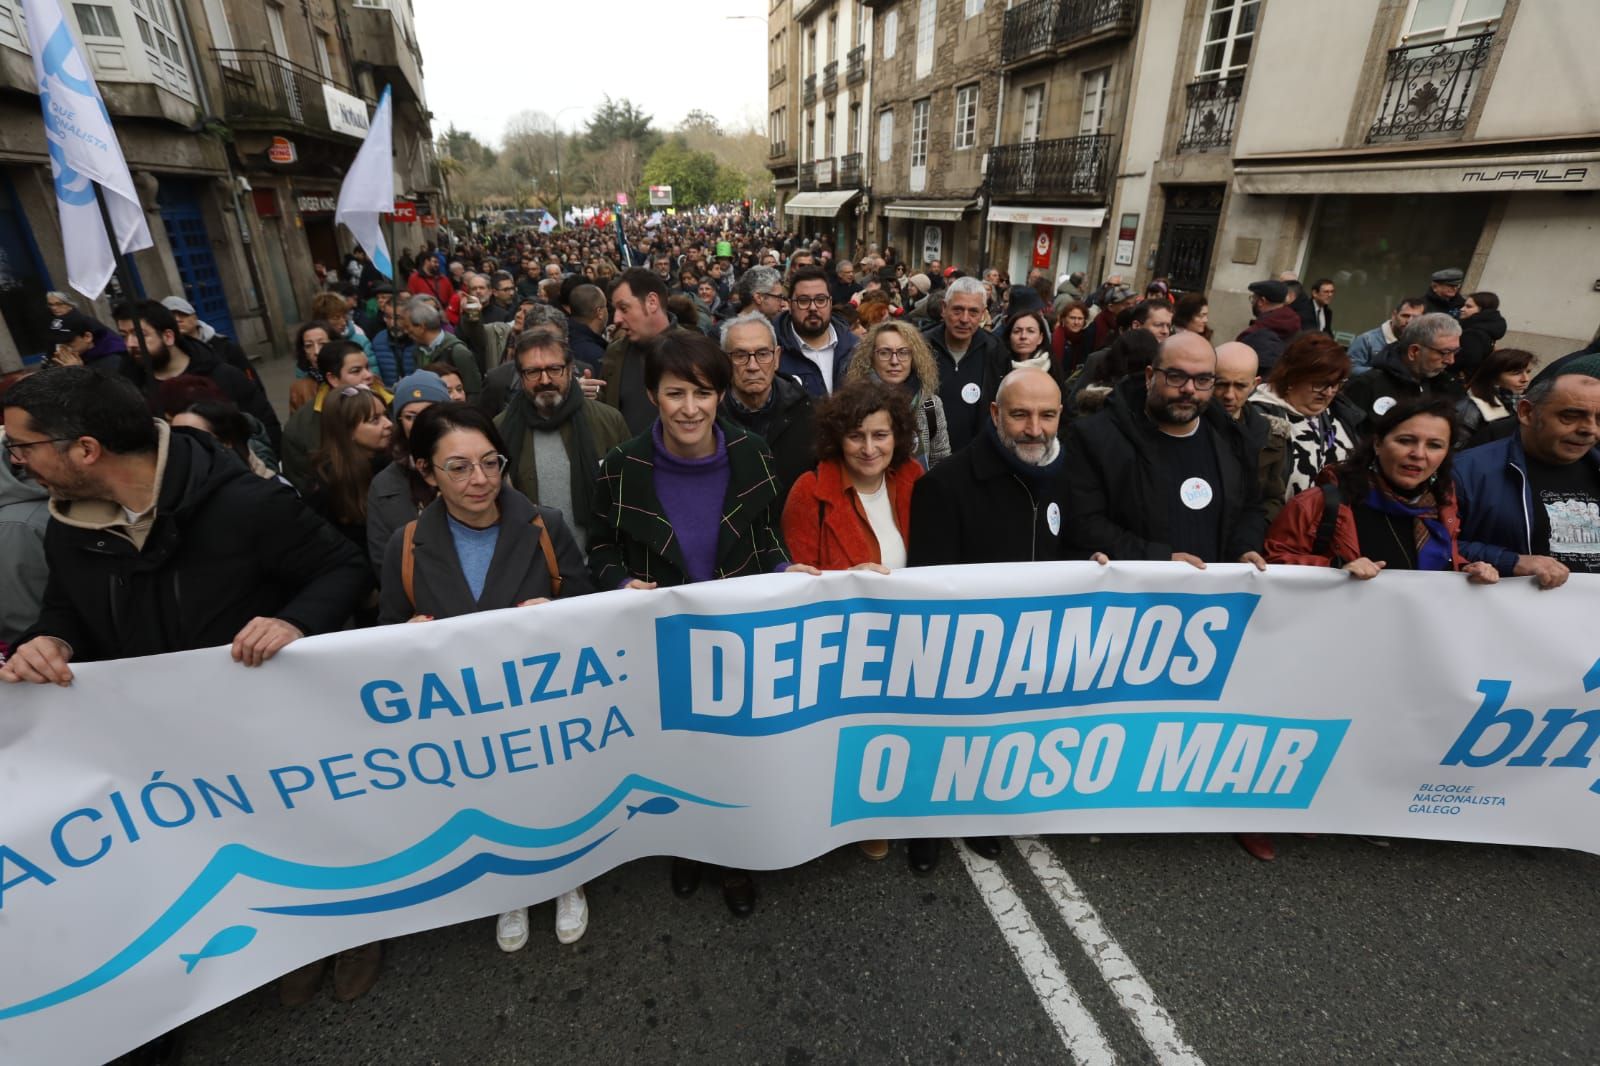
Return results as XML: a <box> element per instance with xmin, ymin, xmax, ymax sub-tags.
<box><xmin>4</xmin><ymin>212</ymin><xmax>1599</xmax><ymax>1017</ymax></box>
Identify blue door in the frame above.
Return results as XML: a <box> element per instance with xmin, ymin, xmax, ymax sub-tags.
<box><xmin>157</xmin><ymin>178</ymin><xmax>236</xmax><ymax>339</ymax></box>
<box><xmin>0</xmin><ymin>173</ymin><xmax>55</xmax><ymax>365</ymax></box>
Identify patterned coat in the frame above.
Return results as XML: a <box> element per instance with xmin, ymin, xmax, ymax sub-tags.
<box><xmin>587</xmin><ymin>420</ymin><xmax>791</xmax><ymax>588</ymax></box>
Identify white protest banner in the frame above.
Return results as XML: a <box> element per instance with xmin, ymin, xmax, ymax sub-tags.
<box><xmin>2</xmin><ymin>563</ymin><xmax>1598</xmax><ymax>1064</ymax></box>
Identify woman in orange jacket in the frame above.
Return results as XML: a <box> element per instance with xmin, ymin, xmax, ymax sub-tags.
<box><xmin>782</xmin><ymin>381</ymin><xmax>923</xmax><ymax>862</ymax></box>
<box><xmin>783</xmin><ymin>380</ymin><xmax>923</xmax><ymax>574</ymax></box>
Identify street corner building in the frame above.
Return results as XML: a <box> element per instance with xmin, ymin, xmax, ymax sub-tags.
<box><xmin>0</xmin><ymin>0</ymin><xmax>445</xmax><ymax>371</ymax></box>
<box><xmin>765</xmin><ymin>0</ymin><xmax>1599</xmax><ymax>364</ymax></box>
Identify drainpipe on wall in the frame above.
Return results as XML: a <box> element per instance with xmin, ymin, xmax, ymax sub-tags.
<box><xmin>976</xmin><ymin>17</ymin><xmax>1008</xmax><ymax>272</ymax></box>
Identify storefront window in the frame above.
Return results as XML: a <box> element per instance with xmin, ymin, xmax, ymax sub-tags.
<box><xmin>1302</xmin><ymin>193</ymin><xmax>1489</xmax><ymax>342</ymax></box>
<box><xmin>0</xmin><ymin>174</ymin><xmax>54</xmax><ymax>364</ymax></box>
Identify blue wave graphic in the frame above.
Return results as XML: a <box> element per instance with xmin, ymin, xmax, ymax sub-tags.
<box><xmin>257</xmin><ymin>833</ymin><xmax>616</xmax><ymax>917</ymax></box>
<box><xmin>0</xmin><ymin>775</ymin><xmax>737</xmax><ymax>1021</ymax></box>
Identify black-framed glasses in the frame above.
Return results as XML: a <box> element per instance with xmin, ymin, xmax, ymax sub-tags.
<box><xmin>728</xmin><ymin>347</ymin><xmax>777</xmax><ymax>365</ymax></box>
<box><xmin>757</xmin><ymin>291</ymin><xmax>789</xmax><ymax>304</ymax></box>
<box><xmin>518</xmin><ymin>364</ymin><xmax>570</xmax><ymax>381</ymax></box>
<box><xmin>791</xmin><ymin>295</ymin><xmax>831</xmax><ymax>309</ymax></box>
<box><xmin>434</xmin><ymin>454</ymin><xmax>508</xmax><ymax>481</ymax></box>
<box><xmin>4</xmin><ymin>435</ymin><xmax>73</xmax><ymax>460</ymax></box>
<box><xmin>873</xmin><ymin>347</ymin><xmax>913</xmax><ymax>363</ymax></box>
<box><xmin>1153</xmin><ymin>368</ymin><xmax>1217</xmax><ymax>390</ymax></box>
<box><xmin>1308</xmin><ymin>379</ymin><xmax>1348</xmax><ymax>396</ymax></box>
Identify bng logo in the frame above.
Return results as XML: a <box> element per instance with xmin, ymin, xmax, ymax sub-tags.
<box><xmin>1441</xmin><ymin>658</ymin><xmax>1600</xmax><ymax>794</ymax></box>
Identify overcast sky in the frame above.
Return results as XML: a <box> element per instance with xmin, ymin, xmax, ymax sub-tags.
<box><xmin>413</xmin><ymin>0</ymin><xmax>770</xmax><ymax>148</ymax></box>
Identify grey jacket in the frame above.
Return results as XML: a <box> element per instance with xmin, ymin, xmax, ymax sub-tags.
<box><xmin>0</xmin><ymin>451</ymin><xmax>49</xmax><ymax>645</ymax></box>
<box><xmin>366</xmin><ymin>460</ymin><xmax>427</xmax><ymax>570</ymax></box>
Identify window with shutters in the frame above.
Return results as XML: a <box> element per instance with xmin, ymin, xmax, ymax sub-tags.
<box><xmin>877</xmin><ymin>108</ymin><xmax>894</xmax><ymax>162</ymax></box>
<box><xmin>953</xmin><ymin>84</ymin><xmax>979</xmax><ymax>149</ymax></box>
<box><xmin>914</xmin><ymin>0</ymin><xmax>934</xmax><ymax>78</ymax></box>
<box><xmin>882</xmin><ymin>7</ymin><xmax>898</xmax><ymax>58</ymax></box>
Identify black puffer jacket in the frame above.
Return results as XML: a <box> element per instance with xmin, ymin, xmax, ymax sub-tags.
<box><xmin>1063</xmin><ymin>377</ymin><xmax>1267</xmax><ymax>562</ymax></box>
<box><xmin>720</xmin><ymin>376</ymin><xmax>817</xmax><ymax>499</ymax></box>
<box><xmin>24</xmin><ymin>427</ymin><xmax>370</xmax><ymax>661</ymax></box>
<box><xmin>1456</xmin><ymin>308</ymin><xmax>1507</xmax><ymax>381</ymax></box>
<box><xmin>1340</xmin><ymin>341</ymin><xmax>1466</xmax><ymax>423</ymax></box>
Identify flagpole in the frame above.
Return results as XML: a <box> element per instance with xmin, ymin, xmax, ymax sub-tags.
<box><xmin>92</xmin><ymin>183</ymin><xmax>152</xmax><ymax>369</ymax></box>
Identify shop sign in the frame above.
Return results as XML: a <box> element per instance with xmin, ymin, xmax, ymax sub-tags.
<box><xmin>267</xmin><ymin>137</ymin><xmax>296</xmax><ymax>164</ymax></box>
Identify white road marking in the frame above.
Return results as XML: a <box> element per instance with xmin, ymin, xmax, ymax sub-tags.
<box><xmin>954</xmin><ymin>841</ymin><xmax>1118</xmax><ymax>1066</ymax></box>
<box><xmin>1015</xmin><ymin>836</ymin><xmax>1206</xmax><ymax>1066</ymax></box>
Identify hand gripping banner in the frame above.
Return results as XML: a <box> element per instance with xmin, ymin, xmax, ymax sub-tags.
<box><xmin>2</xmin><ymin>563</ymin><xmax>1598</xmax><ymax>1063</ymax></box>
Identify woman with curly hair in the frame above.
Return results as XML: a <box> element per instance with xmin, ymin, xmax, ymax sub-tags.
<box><xmin>845</xmin><ymin>320</ymin><xmax>951</xmax><ymax>468</ymax></box>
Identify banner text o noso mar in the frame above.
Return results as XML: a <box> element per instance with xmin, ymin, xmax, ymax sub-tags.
<box><xmin>2</xmin><ymin>562</ymin><xmax>1598</xmax><ymax>1064</ymax></box>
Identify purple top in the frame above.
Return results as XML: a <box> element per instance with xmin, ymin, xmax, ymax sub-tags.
<box><xmin>652</xmin><ymin>421</ymin><xmax>730</xmax><ymax>584</ymax></box>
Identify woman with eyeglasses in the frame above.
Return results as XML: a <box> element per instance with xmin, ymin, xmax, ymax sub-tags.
<box><xmin>589</xmin><ymin>331</ymin><xmax>816</xmax><ymax>918</ymax></box>
<box><xmin>1247</xmin><ymin>334</ymin><xmax>1361</xmax><ymax>508</ymax></box>
<box><xmin>376</xmin><ymin>402</ymin><xmax>594</xmax><ymax>950</ymax></box>
<box><xmin>845</xmin><ymin>321</ymin><xmax>951</xmax><ymax>469</ymax></box>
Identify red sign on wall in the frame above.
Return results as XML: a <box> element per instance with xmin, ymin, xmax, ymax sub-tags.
<box><xmin>391</xmin><ymin>200</ymin><xmax>417</xmax><ymax>222</ymax></box>
<box><xmin>1032</xmin><ymin>226</ymin><xmax>1054</xmax><ymax>269</ymax></box>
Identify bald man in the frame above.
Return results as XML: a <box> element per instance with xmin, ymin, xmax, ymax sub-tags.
<box><xmin>905</xmin><ymin>366</ymin><xmax>1083</xmax><ymax>876</ymax></box>
<box><xmin>1214</xmin><ymin>341</ymin><xmax>1291</xmax><ymax>520</ymax></box>
<box><xmin>1065</xmin><ymin>332</ymin><xmax>1268</xmax><ymax>568</ymax></box>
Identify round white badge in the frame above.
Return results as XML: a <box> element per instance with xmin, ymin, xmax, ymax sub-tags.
<box><xmin>1047</xmin><ymin>502</ymin><xmax>1061</xmax><ymax>536</ymax></box>
<box><xmin>961</xmin><ymin>382</ymin><xmax>982</xmax><ymax>405</ymax></box>
<box><xmin>1373</xmin><ymin>396</ymin><xmax>1398</xmax><ymax>416</ymax></box>
<box><xmin>1179</xmin><ymin>477</ymin><xmax>1214</xmax><ymax>511</ymax></box>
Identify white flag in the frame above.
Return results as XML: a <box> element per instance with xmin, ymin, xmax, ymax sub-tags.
<box><xmin>22</xmin><ymin>0</ymin><xmax>153</xmax><ymax>299</ymax></box>
<box><xmin>335</xmin><ymin>86</ymin><xmax>394</xmax><ymax>279</ymax></box>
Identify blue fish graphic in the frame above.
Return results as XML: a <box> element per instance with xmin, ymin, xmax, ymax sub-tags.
<box><xmin>178</xmin><ymin>925</ymin><xmax>257</xmax><ymax>974</ymax></box>
<box><xmin>626</xmin><ymin>797</ymin><xmax>680</xmax><ymax>819</ymax></box>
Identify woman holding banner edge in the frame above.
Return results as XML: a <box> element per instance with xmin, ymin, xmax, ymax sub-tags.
<box><xmin>375</xmin><ymin>402</ymin><xmax>594</xmax><ymax>951</ymax></box>
<box><xmin>587</xmin><ymin>330</ymin><xmax>819</xmax><ymax>917</ymax></box>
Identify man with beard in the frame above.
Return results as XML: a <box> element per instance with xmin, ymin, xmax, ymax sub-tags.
<box><xmin>112</xmin><ymin>300</ymin><xmax>281</xmax><ymax>452</ymax></box>
<box><xmin>774</xmin><ymin>266</ymin><xmax>857</xmax><ymax>398</ymax></box>
<box><xmin>407</xmin><ymin>251</ymin><xmax>456</xmax><ymax>306</ymax></box>
<box><xmin>1065</xmin><ymin>331</ymin><xmax>1268</xmax><ymax>568</ymax></box>
<box><xmin>495</xmin><ymin>327</ymin><xmax>629</xmax><ymax>551</ymax></box>
<box><xmin>718</xmin><ymin>311</ymin><xmax>815</xmax><ymax>497</ymax></box>
<box><xmin>906</xmin><ymin>366</ymin><xmax>1097</xmax><ymax>874</ymax></box>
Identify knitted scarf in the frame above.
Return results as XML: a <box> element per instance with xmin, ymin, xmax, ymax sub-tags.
<box><xmin>498</xmin><ymin>380</ymin><xmax>599</xmax><ymax>526</ymax></box>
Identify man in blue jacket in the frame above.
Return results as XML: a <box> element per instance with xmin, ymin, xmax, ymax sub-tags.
<box><xmin>1454</xmin><ymin>357</ymin><xmax>1600</xmax><ymax>588</ymax></box>
<box><xmin>773</xmin><ymin>265</ymin><xmax>856</xmax><ymax>397</ymax></box>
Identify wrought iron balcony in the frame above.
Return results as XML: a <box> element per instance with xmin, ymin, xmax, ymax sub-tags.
<box><xmin>769</xmin><ymin>140</ymin><xmax>789</xmax><ymax>159</ymax></box>
<box><xmin>1177</xmin><ymin>74</ymin><xmax>1243</xmax><ymax>153</ymax></box>
<box><xmin>846</xmin><ymin>45</ymin><xmax>865</xmax><ymax>85</ymax></box>
<box><xmin>1368</xmin><ymin>31</ymin><xmax>1493</xmax><ymax>143</ymax></box>
<box><xmin>803</xmin><ymin>73</ymin><xmax>817</xmax><ymax>105</ymax></box>
<box><xmin>987</xmin><ymin>134</ymin><xmax>1113</xmax><ymax>200</ymax></box>
<box><xmin>822</xmin><ymin>60</ymin><xmax>838</xmax><ymax>95</ymax></box>
<box><xmin>838</xmin><ymin>152</ymin><xmax>862</xmax><ymax>188</ymax></box>
<box><xmin>1001</xmin><ymin>0</ymin><xmax>1138</xmax><ymax>66</ymax></box>
<box><xmin>211</xmin><ymin>49</ymin><xmax>356</xmax><ymax>139</ymax></box>
<box><xmin>799</xmin><ymin>161</ymin><xmax>817</xmax><ymax>191</ymax></box>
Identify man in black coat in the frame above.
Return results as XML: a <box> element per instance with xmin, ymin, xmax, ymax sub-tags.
<box><xmin>1341</xmin><ymin>312</ymin><xmax>1466</xmax><ymax>423</ymax></box>
<box><xmin>0</xmin><ymin>368</ymin><xmax>370</xmax><ymax>683</ymax></box>
<box><xmin>907</xmin><ymin>366</ymin><xmax>1097</xmax><ymax>875</ymax></box>
<box><xmin>924</xmin><ymin>276</ymin><xmax>1009</xmax><ymax>454</ymax></box>
<box><xmin>114</xmin><ymin>299</ymin><xmax>283</xmax><ymax>453</ymax></box>
<box><xmin>1063</xmin><ymin>332</ymin><xmax>1268</xmax><ymax>568</ymax></box>
<box><xmin>1424</xmin><ymin>268</ymin><xmax>1466</xmax><ymax>318</ymax></box>
<box><xmin>718</xmin><ymin>311</ymin><xmax>816</xmax><ymax>499</ymax></box>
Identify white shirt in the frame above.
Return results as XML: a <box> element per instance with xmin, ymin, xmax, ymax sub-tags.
<box><xmin>798</xmin><ymin>323</ymin><xmax>838</xmax><ymax>393</ymax></box>
<box><xmin>857</xmin><ymin>481</ymin><xmax>906</xmax><ymax>569</ymax></box>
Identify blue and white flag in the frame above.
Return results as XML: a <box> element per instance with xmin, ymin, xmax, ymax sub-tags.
<box><xmin>22</xmin><ymin>0</ymin><xmax>152</xmax><ymax>299</ymax></box>
<box><xmin>334</xmin><ymin>86</ymin><xmax>393</xmax><ymax>279</ymax></box>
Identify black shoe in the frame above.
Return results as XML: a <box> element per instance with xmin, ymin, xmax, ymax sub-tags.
<box><xmin>721</xmin><ymin>872</ymin><xmax>757</xmax><ymax>918</ymax></box>
<box><xmin>670</xmin><ymin>857</ymin><xmax>701</xmax><ymax>897</ymax></box>
<box><xmin>965</xmin><ymin>836</ymin><xmax>1004</xmax><ymax>860</ymax></box>
<box><xmin>907</xmin><ymin>838</ymin><xmax>941</xmax><ymax>874</ymax></box>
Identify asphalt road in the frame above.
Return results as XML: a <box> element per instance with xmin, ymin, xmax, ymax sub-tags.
<box><xmin>178</xmin><ymin>833</ymin><xmax>1600</xmax><ymax>1065</ymax></box>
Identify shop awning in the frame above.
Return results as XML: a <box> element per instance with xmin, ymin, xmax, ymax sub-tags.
<box><xmin>987</xmin><ymin>204</ymin><xmax>1107</xmax><ymax>228</ymax></box>
<box><xmin>883</xmin><ymin>199</ymin><xmax>976</xmax><ymax>221</ymax></box>
<box><xmin>784</xmin><ymin>190</ymin><xmax>860</xmax><ymax>217</ymax></box>
<box><xmin>1233</xmin><ymin>151</ymin><xmax>1600</xmax><ymax>195</ymax></box>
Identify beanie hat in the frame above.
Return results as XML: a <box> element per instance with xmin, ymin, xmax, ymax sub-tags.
<box><xmin>390</xmin><ymin>371</ymin><xmax>452</xmax><ymax>420</ymax></box>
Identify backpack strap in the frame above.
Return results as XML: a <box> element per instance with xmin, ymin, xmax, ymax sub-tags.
<box><xmin>1311</xmin><ymin>482</ymin><xmax>1342</xmax><ymax>563</ymax></box>
<box><xmin>922</xmin><ymin>396</ymin><xmax>940</xmax><ymax>449</ymax></box>
<box><xmin>532</xmin><ymin>512</ymin><xmax>562</xmax><ymax>599</ymax></box>
<box><xmin>401</xmin><ymin>520</ymin><xmax>418</xmax><ymax>607</ymax></box>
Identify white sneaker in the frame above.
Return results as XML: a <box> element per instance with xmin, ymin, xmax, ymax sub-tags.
<box><xmin>496</xmin><ymin>907</ymin><xmax>529</xmax><ymax>953</ymax></box>
<box><xmin>555</xmin><ymin>887</ymin><xmax>588</xmax><ymax>945</ymax></box>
